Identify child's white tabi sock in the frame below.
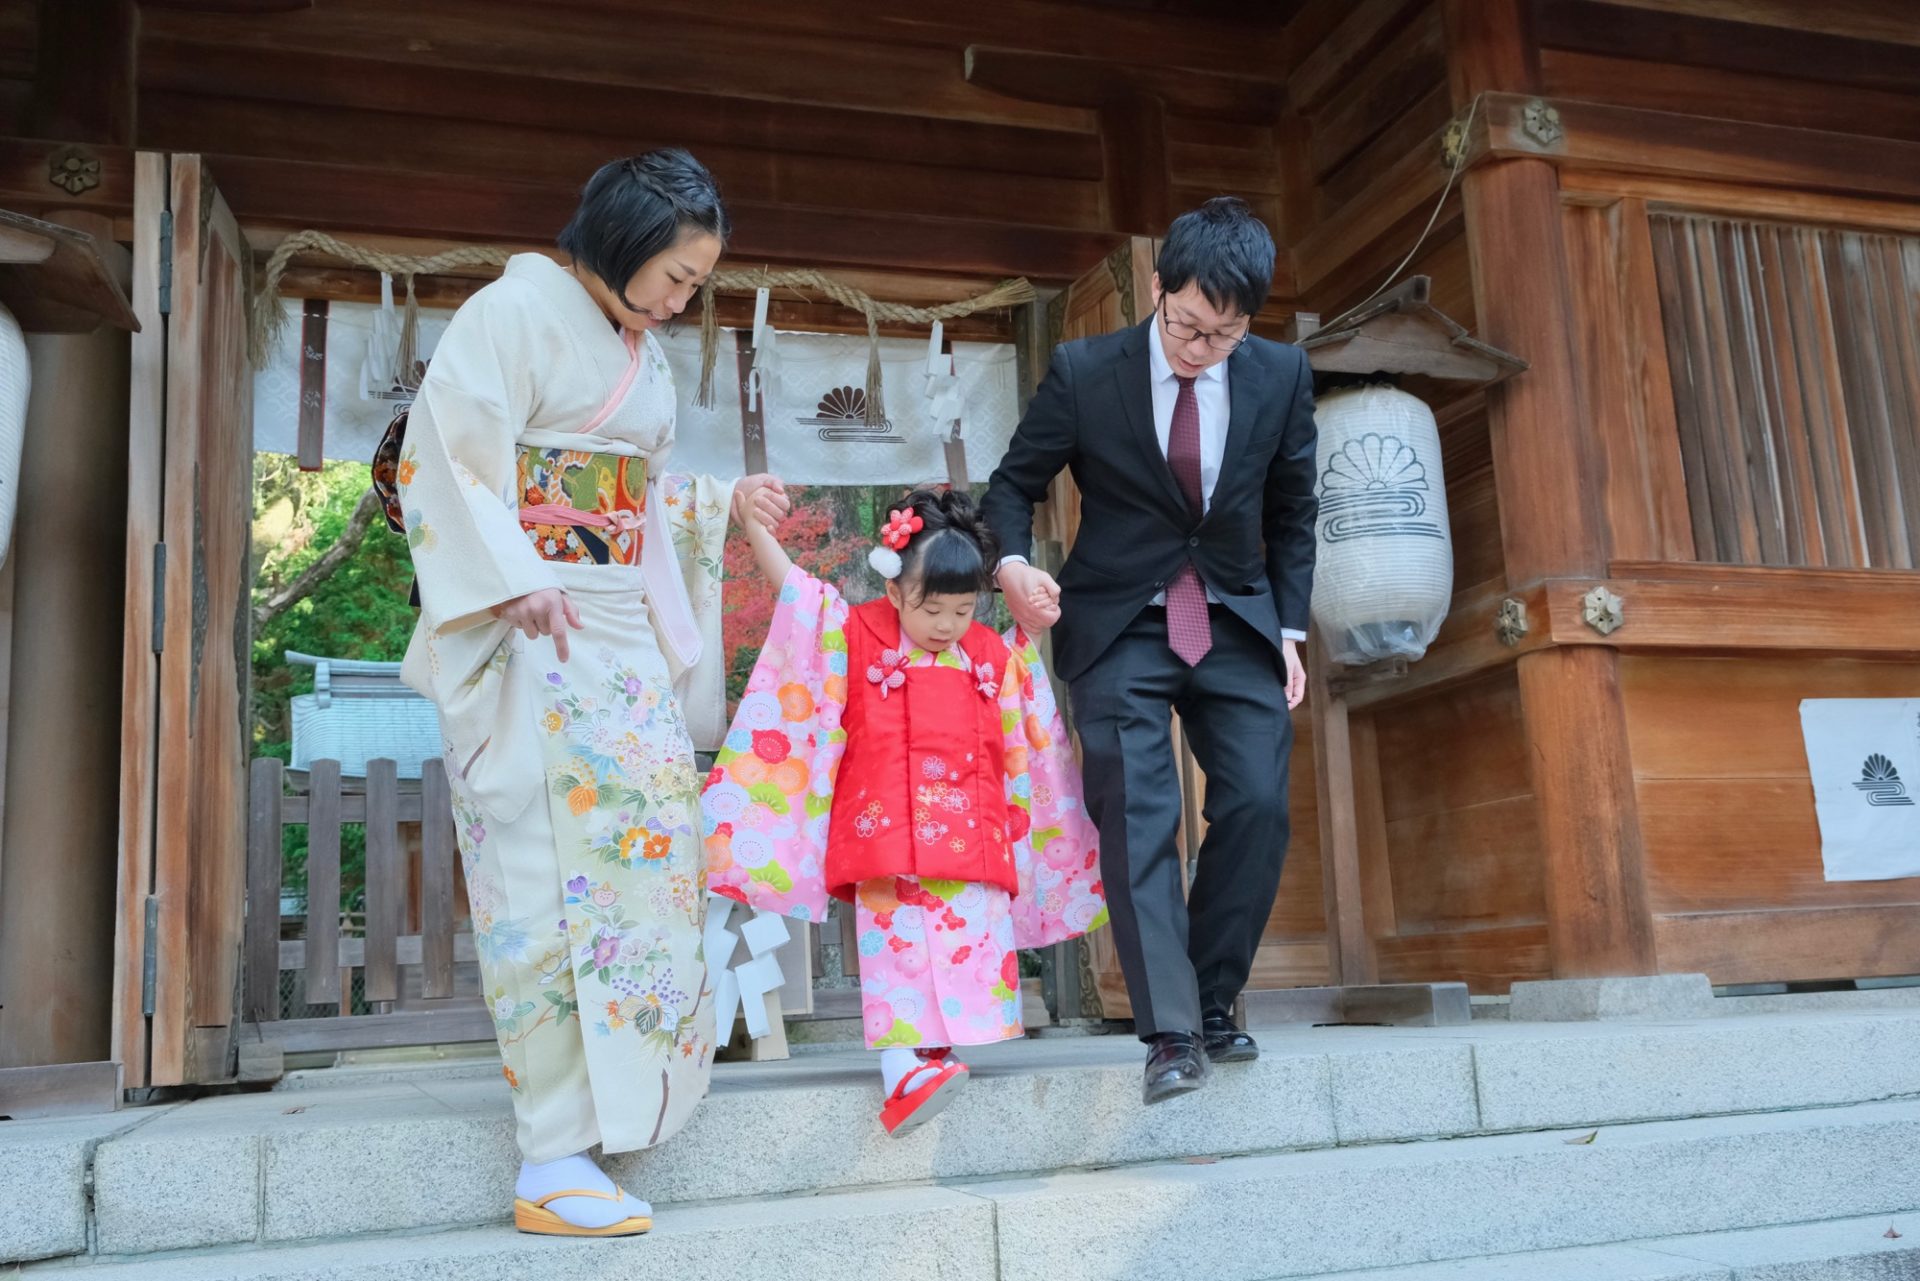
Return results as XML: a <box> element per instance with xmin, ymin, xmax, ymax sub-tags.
<box><xmin>515</xmin><ymin>1151</ymin><xmax>651</xmax><ymax>1228</ymax></box>
<box><xmin>878</xmin><ymin>1046</ymin><xmax>921</xmax><ymax>1095</ymax></box>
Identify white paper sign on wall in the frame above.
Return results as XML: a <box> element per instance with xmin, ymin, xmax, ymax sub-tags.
<box><xmin>1799</xmin><ymin>698</ymin><xmax>1920</xmax><ymax>882</ymax></box>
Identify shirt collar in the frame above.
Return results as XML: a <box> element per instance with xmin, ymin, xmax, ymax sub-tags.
<box><xmin>1148</xmin><ymin>313</ymin><xmax>1229</xmax><ymax>388</ymax></box>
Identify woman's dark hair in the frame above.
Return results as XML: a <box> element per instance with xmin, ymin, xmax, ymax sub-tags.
<box><xmin>557</xmin><ymin>149</ymin><xmax>729</xmax><ymax>313</ymax></box>
<box><xmin>1155</xmin><ymin>196</ymin><xmax>1276</xmax><ymax>320</ymax></box>
<box><xmin>892</xmin><ymin>487</ymin><xmax>999</xmax><ymax>605</ymax></box>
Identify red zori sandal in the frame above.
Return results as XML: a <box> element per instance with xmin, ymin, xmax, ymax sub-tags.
<box><xmin>880</xmin><ymin>1048</ymin><xmax>971</xmax><ymax>1137</ymax></box>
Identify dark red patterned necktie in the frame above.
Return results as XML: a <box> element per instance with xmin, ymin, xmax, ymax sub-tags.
<box><xmin>1166</xmin><ymin>375</ymin><xmax>1212</xmax><ymax>666</ymax></box>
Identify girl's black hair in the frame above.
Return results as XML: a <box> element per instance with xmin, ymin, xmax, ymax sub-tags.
<box><xmin>1155</xmin><ymin>196</ymin><xmax>1276</xmax><ymax>320</ymax></box>
<box><xmin>891</xmin><ymin>487</ymin><xmax>1000</xmax><ymax>605</ymax></box>
<box><xmin>556</xmin><ymin>149</ymin><xmax>729</xmax><ymax>314</ymax></box>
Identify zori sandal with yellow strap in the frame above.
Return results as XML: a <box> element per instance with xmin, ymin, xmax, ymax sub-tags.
<box><xmin>512</xmin><ymin>1187</ymin><xmax>653</xmax><ymax>1237</ymax></box>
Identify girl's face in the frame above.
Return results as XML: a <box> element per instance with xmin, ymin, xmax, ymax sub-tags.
<box><xmin>584</xmin><ymin>229</ymin><xmax>723</xmax><ymax>334</ymax></box>
<box><xmin>885</xmin><ymin>580</ymin><xmax>977</xmax><ymax>653</ymax></box>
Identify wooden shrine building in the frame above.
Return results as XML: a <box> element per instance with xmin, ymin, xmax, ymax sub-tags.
<box><xmin>1</xmin><ymin>0</ymin><xmax>1918</xmax><ymax>1097</ymax></box>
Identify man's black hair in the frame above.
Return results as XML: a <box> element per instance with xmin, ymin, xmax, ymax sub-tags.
<box><xmin>1156</xmin><ymin>196</ymin><xmax>1276</xmax><ymax>320</ymax></box>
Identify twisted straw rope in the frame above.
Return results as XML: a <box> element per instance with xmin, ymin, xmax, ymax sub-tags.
<box><xmin>250</xmin><ymin>231</ymin><xmax>1036</xmax><ymax>424</ymax></box>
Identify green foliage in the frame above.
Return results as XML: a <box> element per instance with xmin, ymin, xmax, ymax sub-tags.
<box><xmin>251</xmin><ymin>456</ymin><xmax>418</xmax><ymax>906</ymax></box>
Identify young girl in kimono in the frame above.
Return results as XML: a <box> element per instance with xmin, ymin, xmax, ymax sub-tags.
<box><xmin>706</xmin><ymin>485</ymin><xmax>1106</xmax><ymax>1135</ymax></box>
<box><xmin>396</xmin><ymin>151</ymin><xmax>788</xmax><ymax>1238</ymax></box>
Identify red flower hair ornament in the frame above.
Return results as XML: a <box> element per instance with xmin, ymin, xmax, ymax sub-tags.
<box><xmin>867</xmin><ymin>507</ymin><xmax>924</xmax><ymax>580</ymax></box>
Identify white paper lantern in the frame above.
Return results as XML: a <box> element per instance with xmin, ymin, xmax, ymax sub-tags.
<box><xmin>0</xmin><ymin>302</ymin><xmax>29</xmax><ymax>564</ymax></box>
<box><xmin>1309</xmin><ymin>384</ymin><xmax>1452</xmax><ymax>666</ymax></box>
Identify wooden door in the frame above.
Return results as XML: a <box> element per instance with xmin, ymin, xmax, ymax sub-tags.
<box><xmin>114</xmin><ymin>154</ymin><xmax>254</xmax><ymax>1087</ymax></box>
<box><xmin>1036</xmin><ymin>238</ymin><xmax>1215</xmax><ymax>1020</ymax></box>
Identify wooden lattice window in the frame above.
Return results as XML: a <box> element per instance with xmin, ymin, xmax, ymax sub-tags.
<box><xmin>1649</xmin><ymin>212</ymin><xmax>1920</xmax><ymax>569</ymax></box>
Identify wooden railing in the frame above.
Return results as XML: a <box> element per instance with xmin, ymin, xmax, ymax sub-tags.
<box><xmin>241</xmin><ymin>757</ymin><xmax>864</xmax><ymax>1060</ymax></box>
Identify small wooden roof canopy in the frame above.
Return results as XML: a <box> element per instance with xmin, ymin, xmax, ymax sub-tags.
<box><xmin>0</xmin><ymin>208</ymin><xmax>139</xmax><ymax>334</ymax></box>
<box><xmin>1301</xmin><ymin>275</ymin><xmax>1524</xmax><ymax>388</ymax></box>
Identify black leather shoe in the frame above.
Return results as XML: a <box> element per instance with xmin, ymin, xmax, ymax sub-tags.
<box><xmin>1142</xmin><ymin>1032</ymin><xmax>1209</xmax><ymax>1105</ymax></box>
<box><xmin>1203</xmin><ymin>1015</ymin><xmax>1259</xmax><ymax>1064</ymax></box>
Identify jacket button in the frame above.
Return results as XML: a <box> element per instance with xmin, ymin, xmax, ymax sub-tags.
<box><xmin>1187</xmin><ymin>536</ymin><xmax>1200</xmax><ymax>547</ymax></box>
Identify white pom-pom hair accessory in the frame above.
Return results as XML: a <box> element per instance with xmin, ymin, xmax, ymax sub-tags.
<box><xmin>868</xmin><ymin>546</ymin><xmax>904</xmax><ymax>579</ymax></box>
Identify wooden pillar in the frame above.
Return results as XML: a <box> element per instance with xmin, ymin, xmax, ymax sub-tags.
<box><xmin>26</xmin><ymin>0</ymin><xmax>138</xmax><ymax>146</ymax></box>
<box><xmin>1442</xmin><ymin>0</ymin><xmax>1657</xmax><ymax>976</ymax></box>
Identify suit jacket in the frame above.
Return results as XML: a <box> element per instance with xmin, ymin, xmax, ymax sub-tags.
<box><xmin>983</xmin><ymin>318</ymin><xmax>1318</xmax><ymax>683</ymax></box>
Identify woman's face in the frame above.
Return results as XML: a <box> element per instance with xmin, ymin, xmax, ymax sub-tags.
<box><xmin>602</xmin><ymin>229</ymin><xmax>723</xmax><ymax>333</ymax></box>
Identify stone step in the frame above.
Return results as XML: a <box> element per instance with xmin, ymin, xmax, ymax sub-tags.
<box><xmin>1308</xmin><ymin>1214</ymin><xmax>1919</xmax><ymax>1280</ymax></box>
<box><xmin>15</xmin><ymin>1110</ymin><xmax>1919</xmax><ymax>1281</ymax></box>
<box><xmin>7</xmin><ymin>1009</ymin><xmax>1920</xmax><ymax>1265</ymax></box>
<box><xmin>13</xmin><ymin>1183</ymin><xmax>1001</xmax><ymax>1281</ymax></box>
<box><xmin>973</xmin><ymin>1099</ymin><xmax>1920</xmax><ymax>1281</ymax></box>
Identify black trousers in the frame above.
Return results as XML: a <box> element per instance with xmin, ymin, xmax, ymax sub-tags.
<box><xmin>1069</xmin><ymin>605</ymin><xmax>1294</xmax><ymax>1038</ymax></box>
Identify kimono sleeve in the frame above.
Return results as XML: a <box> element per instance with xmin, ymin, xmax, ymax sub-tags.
<box><xmin>396</xmin><ymin>279</ymin><xmax>559</xmax><ymax>635</ymax></box>
<box><xmin>1001</xmin><ymin>628</ymin><xmax>1108</xmax><ymax>949</ymax></box>
<box><xmin>657</xmin><ymin>470</ymin><xmax>732</xmax><ymax>750</ymax></box>
<box><xmin>702</xmin><ymin>566</ymin><xmax>851</xmax><ymax>924</ymax></box>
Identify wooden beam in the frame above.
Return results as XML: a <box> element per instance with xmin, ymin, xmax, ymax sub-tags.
<box><xmin>1547</xmin><ymin>567</ymin><xmax>1920</xmax><ymax>656</ymax></box>
<box><xmin>26</xmin><ymin>0</ymin><xmax>136</xmax><ymax>145</ymax></box>
<box><xmin>1307</xmin><ymin>3</ymin><xmax>1447</xmax><ymax>182</ymax></box>
<box><xmin>1344</xmin><ymin>580</ymin><xmax>1548</xmax><ymax>712</ymax></box>
<box><xmin>1472</xmin><ymin>93</ymin><xmax>1920</xmax><ymax>205</ymax></box>
<box><xmin>438</xmin><ymin>0</ymin><xmax>1297</xmax><ymax>81</ymax></box>
<box><xmin>141</xmin><ymin>0</ymin><xmax>311</xmax><ymax>9</ymax></box>
<box><xmin>1537</xmin><ymin>0</ymin><xmax>1920</xmax><ymax>97</ymax></box>
<box><xmin>0</xmin><ymin>137</ymin><xmax>134</xmax><ymax>219</ymax></box>
<box><xmin>963</xmin><ymin>45</ymin><xmax>1284</xmax><ymax>124</ymax></box>
<box><xmin>137</xmin><ymin>1</ymin><xmax>1097</xmax><ymax>132</ymax></box>
<box><xmin>1289</xmin><ymin>0</ymin><xmax>1431</xmax><ymax>114</ymax></box>
<box><xmin>1292</xmin><ymin>118</ymin><xmax>1456</xmax><ymax>297</ymax></box>
<box><xmin>1654</xmin><ymin>905</ymin><xmax>1920</xmax><ymax>988</ymax></box>
<box><xmin>136</xmin><ymin>90</ymin><xmax>1109</xmax><ymax>235</ymax></box>
<box><xmin>138</xmin><ymin>39</ymin><xmax>1105</xmax><ymax>183</ymax></box>
<box><xmin>1539</xmin><ymin>49</ymin><xmax>1920</xmax><ymax>147</ymax></box>
<box><xmin>1373</xmin><ymin>923</ymin><xmax>1550</xmax><ymax>994</ymax></box>
<box><xmin>1098</xmin><ymin>92</ymin><xmax>1172</xmax><ymax>237</ymax></box>
<box><xmin>206</xmin><ymin>154</ymin><xmax>1122</xmax><ymax>282</ymax></box>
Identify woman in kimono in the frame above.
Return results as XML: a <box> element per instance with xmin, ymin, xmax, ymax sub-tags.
<box><xmin>396</xmin><ymin>151</ymin><xmax>787</xmax><ymax>1237</ymax></box>
<box><xmin>707</xmin><ymin>485</ymin><xmax>1107</xmax><ymax>1135</ymax></box>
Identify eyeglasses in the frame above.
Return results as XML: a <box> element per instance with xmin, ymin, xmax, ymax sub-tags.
<box><xmin>1160</xmin><ymin>297</ymin><xmax>1249</xmax><ymax>352</ymax></box>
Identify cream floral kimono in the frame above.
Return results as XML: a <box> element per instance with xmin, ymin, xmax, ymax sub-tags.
<box><xmin>397</xmin><ymin>253</ymin><xmax>730</xmax><ymax>1163</ymax></box>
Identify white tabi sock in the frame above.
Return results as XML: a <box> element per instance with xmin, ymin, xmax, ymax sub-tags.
<box><xmin>878</xmin><ymin>1046</ymin><xmax>920</xmax><ymax>1095</ymax></box>
<box><xmin>515</xmin><ymin>1151</ymin><xmax>652</xmax><ymax>1228</ymax></box>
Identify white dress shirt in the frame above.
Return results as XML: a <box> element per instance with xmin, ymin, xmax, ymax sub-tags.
<box><xmin>1003</xmin><ymin>319</ymin><xmax>1307</xmax><ymax>643</ymax></box>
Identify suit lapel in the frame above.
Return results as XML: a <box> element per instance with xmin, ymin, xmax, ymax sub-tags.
<box><xmin>1208</xmin><ymin>342</ymin><xmax>1271</xmax><ymax>524</ymax></box>
<box><xmin>1114</xmin><ymin>319</ymin><xmax>1195</xmax><ymax>518</ymax></box>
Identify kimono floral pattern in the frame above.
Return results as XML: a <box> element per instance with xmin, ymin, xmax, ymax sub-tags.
<box><xmin>542</xmin><ymin>648</ymin><xmax>710</xmax><ymax>1067</ymax></box>
<box><xmin>704</xmin><ymin>568</ymin><xmax>1108</xmax><ymax>1049</ymax></box>
<box><xmin>856</xmin><ymin>874</ymin><xmax>1023</xmax><ymax>1049</ymax></box>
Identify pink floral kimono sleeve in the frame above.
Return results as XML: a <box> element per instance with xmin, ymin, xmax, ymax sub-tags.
<box><xmin>702</xmin><ymin>567</ymin><xmax>850</xmax><ymax>925</ymax></box>
<box><xmin>1000</xmin><ymin>629</ymin><xmax>1109</xmax><ymax>949</ymax></box>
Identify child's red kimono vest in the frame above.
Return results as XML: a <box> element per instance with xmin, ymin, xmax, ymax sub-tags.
<box><xmin>826</xmin><ymin>598</ymin><xmax>1016</xmax><ymax>902</ymax></box>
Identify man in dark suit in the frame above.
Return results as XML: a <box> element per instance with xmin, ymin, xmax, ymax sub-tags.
<box><xmin>984</xmin><ymin>198</ymin><xmax>1316</xmax><ymax>1105</ymax></box>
